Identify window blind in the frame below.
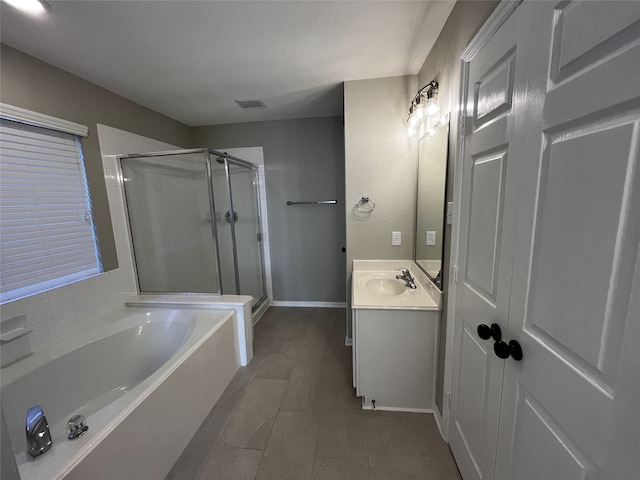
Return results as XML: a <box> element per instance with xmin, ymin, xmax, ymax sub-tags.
<box><xmin>0</xmin><ymin>118</ymin><xmax>102</xmax><ymax>304</ymax></box>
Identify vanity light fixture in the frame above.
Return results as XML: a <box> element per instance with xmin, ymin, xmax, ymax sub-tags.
<box><xmin>426</xmin><ymin>113</ymin><xmax>450</xmax><ymax>137</ymax></box>
<box><xmin>3</xmin><ymin>0</ymin><xmax>51</xmax><ymax>14</ymax></box>
<box><xmin>406</xmin><ymin>80</ymin><xmax>439</xmax><ymax>137</ymax></box>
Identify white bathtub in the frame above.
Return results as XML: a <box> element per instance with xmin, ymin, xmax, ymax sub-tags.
<box><xmin>1</xmin><ymin>307</ymin><xmax>240</xmax><ymax>480</ymax></box>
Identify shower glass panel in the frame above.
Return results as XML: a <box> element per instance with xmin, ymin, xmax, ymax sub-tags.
<box><xmin>120</xmin><ymin>151</ymin><xmax>220</xmax><ymax>294</ymax></box>
<box><xmin>225</xmin><ymin>160</ymin><xmax>266</xmax><ymax>309</ymax></box>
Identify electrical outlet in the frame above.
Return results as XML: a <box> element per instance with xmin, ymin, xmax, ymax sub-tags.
<box><xmin>426</xmin><ymin>231</ymin><xmax>436</xmax><ymax>245</ymax></box>
<box><xmin>392</xmin><ymin>231</ymin><xmax>401</xmax><ymax>246</ymax></box>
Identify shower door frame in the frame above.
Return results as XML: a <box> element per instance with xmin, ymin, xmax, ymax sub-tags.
<box><xmin>118</xmin><ymin>148</ymin><xmax>224</xmax><ymax>296</ymax></box>
<box><xmin>214</xmin><ymin>152</ymin><xmax>268</xmax><ymax>311</ymax></box>
<box><xmin>117</xmin><ymin>148</ymin><xmax>268</xmax><ymax>310</ymax></box>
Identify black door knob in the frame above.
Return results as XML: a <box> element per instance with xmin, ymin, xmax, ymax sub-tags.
<box><xmin>478</xmin><ymin>323</ymin><xmax>503</xmax><ymax>342</ymax></box>
<box><xmin>490</xmin><ymin>323</ymin><xmax>502</xmax><ymax>342</ymax></box>
<box><xmin>477</xmin><ymin>324</ymin><xmax>492</xmax><ymax>340</ymax></box>
<box><xmin>493</xmin><ymin>339</ymin><xmax>524</xmax><ymax>360</ymax></box>
<box><xmin>494</xmin><ymin>340</ymin><xmax>510</xmax><ymax>359</ymax></box>
<box><xmin>509</xmin><ymin>340</ymin><xmax>523</xmax><ymax>361</ymax></box>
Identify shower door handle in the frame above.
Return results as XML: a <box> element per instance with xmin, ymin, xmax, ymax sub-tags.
<box><xmin>225</xmin><ymin>210</ymin><xmax>238</xmax><ymax>224</ymax></box>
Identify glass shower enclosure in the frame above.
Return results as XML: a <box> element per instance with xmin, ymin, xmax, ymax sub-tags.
<box><xmin>119</xmin><ymin>148</ymin><xmax>267</xmax><ymax>311</ymax></box>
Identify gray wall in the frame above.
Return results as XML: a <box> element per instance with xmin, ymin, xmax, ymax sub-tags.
<box><xmin>0</xmin><ymin>44</ymin><xmax>192</xmax><ymax>271</ymax></box>
<box><xmin>343</xmin><ymin>75</ymin><xmax>418</xmax><ymax>336</ymax></box>
<box><xmin>417</xmin><ymin>0</ymin><xmax>499</xmax><ymax>414</ymax></box>
<box><xmin>344</xmin><ymin>76</ymin><xmax>418</xmax><ymax>264</ymax></box>
<box><xmin>192</xmin><ymin>117</ymin><xmax>346</xmax><ymax>303</ymax></box>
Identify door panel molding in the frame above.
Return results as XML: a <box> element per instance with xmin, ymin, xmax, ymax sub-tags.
<box><xmin>549</xmin><ymin>1</ymin><xmax>640</xmax><ymax>86</ymax></box>
<box><xmin>506</xmin><ymin>382</ymin><xmax>599</xmax><ymax>480</ymax></box>
<box><xmin>473</xmin><ymin>47</ymin><xmax>517</xmax><ymax>130</ymax></box>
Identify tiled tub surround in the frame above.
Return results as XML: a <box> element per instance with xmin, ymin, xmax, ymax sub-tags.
<box><xmin>1</xmin><ymin>307</ymin><xmax>239</xmax><ymax>480</ymax></box>
<box><xmin>351</xmin><ymin>260</ymin><xmax>441</xmax><ymax>412</ymax></box>
<box><xmin>0</xmin><ymin>154</ymin><xmax>139</xmax><ymax>366</ymax></box>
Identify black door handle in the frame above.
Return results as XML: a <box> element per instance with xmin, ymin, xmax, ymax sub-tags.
<box><xmin>477</xmin><ymin>323</ymin><xmax>502</xmax><ymax>342</ymax></box>
<box><xmin>477</xmin><ymin>324</ymin><xmax>491</xmax><ymax>340</ymax></box>
<box><xmin>508</xmin><ymin>340</ymin><xmax>523</xmax><ymax>361</ymax></box>
<box><xmin>479</xmin><ymin>324</ymin><xmax>523</xmax><ymax>361</ymax></box>
<box><xmin>494</xmin><ymin>339</ymin><xmax>523</xmax><ymax>361</ymax></box>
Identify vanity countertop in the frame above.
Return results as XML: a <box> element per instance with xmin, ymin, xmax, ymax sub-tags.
<box><xmin>351</xmin><ymin>260</ymin><xmax>441</xmax><ymax>311</ymax></box>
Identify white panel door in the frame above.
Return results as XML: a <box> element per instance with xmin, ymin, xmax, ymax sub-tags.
<box><xmin>448</xmin><ymin>4</ymin><xmax>534</xmax><ymax>480</ymax></box>
<box><xmin>495</xmin><ymin>2</ymin><xmax>640</xmax><ymax>479</ymax></box>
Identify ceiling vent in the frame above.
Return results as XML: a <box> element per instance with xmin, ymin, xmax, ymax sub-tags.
<box><xmin>235</xmin><ymin>98</ymin><xmax>266</xmax><ymax>109</ymax></box>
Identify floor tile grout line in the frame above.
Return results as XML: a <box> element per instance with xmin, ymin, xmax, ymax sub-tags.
<box><xmin>195</xmin><ymin>356</ymin><xmax>268</xmax><ymax>480</ymax></box>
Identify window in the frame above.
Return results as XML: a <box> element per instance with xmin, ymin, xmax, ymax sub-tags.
<box><xmin>0</xmin><ymin>105</ymin><xmax>102</xmax><ymax>304</ymax></box>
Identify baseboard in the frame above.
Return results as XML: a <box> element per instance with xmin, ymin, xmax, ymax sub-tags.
<box><xmin>433</xmin><ymin>405</ymin><xmax>446</xmax><ymax>441</ymax></box>
<box><xmin>362</xmin><ymin>404</ymin><xmax>434</xmax><ymax>414</ymax></box>
<box><xmin>271</xmin><ymin>301</ymin><xmax>347</xmax><ymax>308</ymax></box>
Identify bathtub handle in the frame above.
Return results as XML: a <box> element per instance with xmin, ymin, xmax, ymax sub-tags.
<box><xmin>68</xmin><ymin>414</ymin><xmax>89</xmax><ymax>440</ymax></box>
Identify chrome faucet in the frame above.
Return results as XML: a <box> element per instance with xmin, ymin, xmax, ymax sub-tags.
<box><xmin>396</xmin><ymin>268</ymin><xmax>417</xmax><ymax>289</ymax></box>
<box><xmin>26</xmin><ymin>405</ymin><xmax>52</xmax><ymax>457</ymax></box>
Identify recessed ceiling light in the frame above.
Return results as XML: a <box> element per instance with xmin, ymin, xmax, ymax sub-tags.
<box><xmin>3</xmin><ymin>0</ymin><xmax>51</xmax><ymax>15</ymax></box>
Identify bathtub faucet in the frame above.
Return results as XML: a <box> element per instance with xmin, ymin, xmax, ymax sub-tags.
<box><xmin>67</xmin><ymin>414</ymin><xmax>89</xmax><ymax>440</ymax></box>
<box><xmin>25</xmin><ymin>405</ymin><xmax>52</xmax><ymax>457</ymax></box>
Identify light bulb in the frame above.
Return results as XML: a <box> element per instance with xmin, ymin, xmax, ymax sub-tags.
<box><xmin>408</xmin><ymin>114</ymin><xmax>419</xmax><ymax>127</ymax></box>
<box><xmin>427</xmin><ymin>126</ymin><xmax>436</xmax><ymax>137</ymax></box>
<box><xmin>407</xmin><ymin>125</ymin><xmax>417</xmax><ymax>138</ymax></box>
<box><xmin>4</xmin><ymin>0</ymin><xmax>48</xmax><ymax>13</ymax></box>
<box><xmin>414</xmin><ymin>103</ymin><xmax>425</xmax><ymax>121</ymax></box>
<box><xmin>426</xmin><ymin>98</ymin><xmax>440</xmax><ymax>117</ymax></box>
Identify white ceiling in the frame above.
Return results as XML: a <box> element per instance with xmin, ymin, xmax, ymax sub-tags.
<box><xmin>1</xmin><ymin>1</ymin><xmax>455</xmax><ymax>126</ymax></box>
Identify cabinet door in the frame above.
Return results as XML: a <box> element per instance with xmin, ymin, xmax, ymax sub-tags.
<box><xmin>448</xmin><ymin>3</ymin><xmax>535</xmax><ymax>480</ymax></box>
<box><xmin>495</xmin><ymin>2</ymin><xmax>640</xmax><ymax>479</ymax></box>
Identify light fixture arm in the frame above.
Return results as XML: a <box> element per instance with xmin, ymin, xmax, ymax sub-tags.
<box><xmin>407</xmin><ymin>80</ymin><xmax>439</xmax><ymax>119</ymax></box>
<box><xmin>416</xmin><ymin>80</ymin><xmax>438</xmax><ymax>100</ymax></box>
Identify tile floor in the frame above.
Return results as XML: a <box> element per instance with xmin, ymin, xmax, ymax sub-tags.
<box><xmin>166</xmin><ymin>307</ymin><xmax>461</xmax><ymax>480</ymax></box>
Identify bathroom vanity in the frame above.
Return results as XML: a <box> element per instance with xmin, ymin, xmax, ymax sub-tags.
<box><xmin>351</xmin><ymin>260</ymin><xmax>441</xmax><ymax>412</ymax></box>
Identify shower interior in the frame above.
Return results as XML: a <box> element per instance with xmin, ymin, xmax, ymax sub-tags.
<box><xmin>119</xmin><ymin>148</ymin><xmax>267</xmax><ymax>311</ymax></box>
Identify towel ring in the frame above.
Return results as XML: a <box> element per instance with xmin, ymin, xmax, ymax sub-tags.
<box><xmin>356</xmin><ymin>196</ymin><xmax>375</xmax><ymax>214</ymax></box>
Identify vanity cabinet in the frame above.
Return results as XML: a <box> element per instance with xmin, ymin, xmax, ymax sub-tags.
<box><xmin>352</xmin><ymin>308</ymin><xmax>439</xmax><ymax>411</ymax></box>
<box><xmin>351</xmin><ymin>260</ymin><xmax>442</xmax><ymax>412</ymax></box>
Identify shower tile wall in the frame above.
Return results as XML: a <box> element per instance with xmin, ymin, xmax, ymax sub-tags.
<box><xmin>0</xmin><ymin>155</ymin><xmax>137</xmax><ymax>361</ymax></box>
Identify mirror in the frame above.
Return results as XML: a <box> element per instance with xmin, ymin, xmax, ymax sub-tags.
<box><xmin>415</xmin><ymin>118</ymin><xmax>449</xmax><ymax>289</ymax></box>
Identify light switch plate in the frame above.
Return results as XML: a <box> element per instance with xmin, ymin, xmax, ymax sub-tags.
<box><xmin>426</xmin><ymin>231</ymin><xmax>436</xmax><ymax>246</ymax></box>
<box><xmin>392</xmin><ymin>231</ymin><xmax>401</xmax><ymax>246</ymax></box>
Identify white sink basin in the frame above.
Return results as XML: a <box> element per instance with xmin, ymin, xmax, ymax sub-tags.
<box><xmin>351</xmin><ymin>261</ymin><xmax>441</xmax><ymax>310</ymax></box>
<box><xmin>364</xmin><ymin>277</ymin><xmax>407</xmax><ymax>296</ymax></box>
